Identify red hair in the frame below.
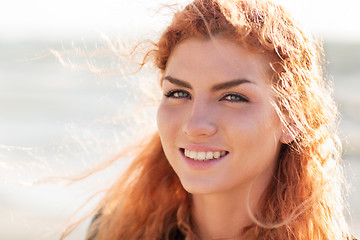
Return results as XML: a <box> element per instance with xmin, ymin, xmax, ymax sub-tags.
<box><xmin>65</xmin><ymin>0</ymin><xmax>351</xmax><ymax>239</ymax></box>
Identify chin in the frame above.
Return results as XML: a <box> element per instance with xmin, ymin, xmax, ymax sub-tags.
<box><xmin>179</xmin><ymin>177</ymin><xmax>226</xmax><ymax>196</ymax></box>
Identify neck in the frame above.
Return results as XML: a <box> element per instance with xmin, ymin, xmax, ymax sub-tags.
<box><xmin>191</xmin><ymin>179</ymin><xmax>270</xmax><ymax>240</ymax></box>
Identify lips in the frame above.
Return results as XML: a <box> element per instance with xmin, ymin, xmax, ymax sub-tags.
<box><xmin>181</xmin><ymin>148</ymin><xmax>228</xmax><ymax>161</ymax></box>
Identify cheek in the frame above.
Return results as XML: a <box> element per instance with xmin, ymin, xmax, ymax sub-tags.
<box><xmin>223</xmin><ymin>107</ymin><xmax>282</xmax><ymax>148</ymax></box>
<box><xmin>157</xmin><ymin>103</ymin><xmax>182</xmax><ymax>140</ymax></box>
<box><xmin>157</xmin><ymin>104</ymin><xmax>168</xmax><ymax>137</ymax></box>
<box><xmin>157</xmin><ymin>103</ymin><xmax>184</xmax><ymax>168</ymax></box>
<box><xmin>247</xmin><ymin>114</ymin><xmax>283</xmax><ymax>160</ymax></box>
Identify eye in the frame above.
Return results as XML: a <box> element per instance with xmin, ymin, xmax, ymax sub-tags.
<box><xmin>221</xmin><ymin>93</ymin><xmax>249</xmax><ymax>103</ymax></box>
<box><xmin>164</xmin><ymin>89</ymin><xmax>191</xmax><ymax>99</ymax></box>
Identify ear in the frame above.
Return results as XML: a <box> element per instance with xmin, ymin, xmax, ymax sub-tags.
<box><xmin>280</xmin><ymin>125</ymin><xmax>297</xmax><ymax>144</ymax></box>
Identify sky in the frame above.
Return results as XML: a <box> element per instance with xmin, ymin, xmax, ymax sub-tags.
<box><xmin>0</xmin><ymin>0</ymin><xmax>359</xmax><ymax>42</ymax></box>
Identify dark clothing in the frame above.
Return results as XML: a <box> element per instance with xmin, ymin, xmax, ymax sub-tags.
<box><xmin>87</xmin><ymin>212</ymin><xmax>356</xmax><ymax>240</ymax></box>
<box><xmin>86</xmin><ymin>212</ymin><xmax>185</xmax><ymax>240</ymax></box>
<box><xmin>166</xmin><ymin>228</ymin><xmax>185</xmax><ymax>240</ymax></box>
<box><xmin>87</xmin><ymin>226</ymin><xmax>184</xmax><ymax>240</ymax></box>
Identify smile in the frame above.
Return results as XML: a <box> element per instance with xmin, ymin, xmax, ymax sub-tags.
<box><xmin>182</xmin><ymin>148</ymin><xmax>228</xmax><ymax>161</ymax></box>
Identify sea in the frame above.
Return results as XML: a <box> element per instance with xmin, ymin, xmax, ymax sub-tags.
<box><xmin>0</xmin><ymin>38</ymin><xmax>359</xmax><ymax>239</ymax></box>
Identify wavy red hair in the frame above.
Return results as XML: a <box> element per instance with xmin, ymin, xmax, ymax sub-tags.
<box><xmin>74</xmin><ymin>0</ymin><xmax>351</xmax><ymax>239</ymax></box>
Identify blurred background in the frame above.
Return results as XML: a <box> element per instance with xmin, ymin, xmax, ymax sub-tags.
<box><xmin>0</xmin><ymin>0</ymin><xmax>359</xmax><ymax>239</ymax></box>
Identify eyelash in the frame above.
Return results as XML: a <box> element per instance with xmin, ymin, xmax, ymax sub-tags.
<box><xmin>164</xmin><ymin>89</ymin><xmax>249</xmax><ymax>103</ymax></box>
<box><xmin>164</xmin><ymin>89</ymin><xmax>191</xmax><ymax>99</ymax></box>
<box><xmin>220</xmin><ymin>93</ymin><xmax>249</xmax><ymax>103</ymax></box>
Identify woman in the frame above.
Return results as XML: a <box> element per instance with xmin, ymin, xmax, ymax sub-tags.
<box><xmin>78</xmin><ymin>0</ymin><xmax>353</xmax><ymax>239</ymax></box>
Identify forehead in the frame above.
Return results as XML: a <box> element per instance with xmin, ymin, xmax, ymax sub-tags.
<box><xmin>165</xmin><ymin>37</ymin><xmax>271</xmax><ymax>85</ymax></box>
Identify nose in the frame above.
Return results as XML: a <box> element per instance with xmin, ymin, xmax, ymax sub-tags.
<box><xmin>182</xmin><ymin>101</ymin><xmax>217</xmax><ymax>138</ymax></box>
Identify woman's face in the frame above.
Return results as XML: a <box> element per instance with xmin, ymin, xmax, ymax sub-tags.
<box><xmin>157</xmin><ymin>37</ymin><xmax>286</xmax><ymax>195</ymax></box>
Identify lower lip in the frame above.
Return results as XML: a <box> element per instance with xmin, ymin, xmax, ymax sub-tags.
<box><xmin>180</xmin><ymin>150</ymin><xmax>227</xmax><ymax>170</ymax></box>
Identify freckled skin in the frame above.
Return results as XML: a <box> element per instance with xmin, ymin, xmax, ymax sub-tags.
<box><xmin>157</xmin><ymin>37</ymin><xmax>286</xmax><ymax>196</ymax></box>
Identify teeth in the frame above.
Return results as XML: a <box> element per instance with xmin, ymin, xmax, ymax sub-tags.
<box><xmin>189</xmin><ymin>150</ymin><xmax>196</xmax><ymax>159</ymax></box>
<box><xmin>184</xmin><ymin>149</ymin><xmax>227</xmax><ymax>161</ymax></box>
<box><xmin>197</xmin><ymin>152</ymin><xmax>206</xmax><ymax>160</ymax></box>
<box><xmin>205</xmin><ymin>152</ymin><xmax>213</xmax><ymax>159</ymax></box>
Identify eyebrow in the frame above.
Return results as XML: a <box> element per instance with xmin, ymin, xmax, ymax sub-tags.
<box><xmin>163</xmin><ymin>76</ymin><xmax>192</xmax><ymax>89</ymax></box>
<box><xmin>163</xmin><ymin>75</ymin><xmax>253</xmax><ymax>91</ymax></box>
<box><xmin>211</xmin><ymin>79</ymin><xmax>253</xmax><ymax>91</ymax></box>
